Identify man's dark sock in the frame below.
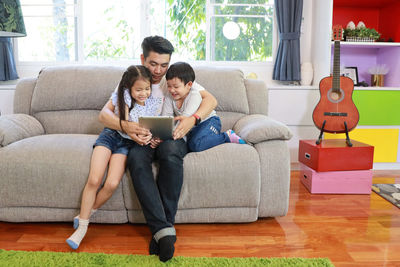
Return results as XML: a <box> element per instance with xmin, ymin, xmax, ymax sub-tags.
<box><xmin>149</xmin><ymin>237</ymin><xmax>159</xmax><ymax>255</ymax></box>
<box><xmin>158</xmin><ymin>235</ymin><xmax>176</xmax><ymax>262</ymax></box>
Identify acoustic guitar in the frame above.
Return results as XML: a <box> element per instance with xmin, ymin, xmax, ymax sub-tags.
<box><xmin>312</xmin><ymin>25</ymin><xmax>359</xmax><ymax>146</ymax></box>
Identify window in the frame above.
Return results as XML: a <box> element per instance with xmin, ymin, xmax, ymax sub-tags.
<box><xmin>18</xmin><ymin>0</ymin><xmax>76</xmax><ymax>61</ymax></box>
<box><xmin>17</xmin><ymin>0</ymin><xmax>273</xmax><ymax>63</ymax></box>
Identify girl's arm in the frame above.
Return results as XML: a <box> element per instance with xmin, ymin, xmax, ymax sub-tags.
<box><xmin>98</xmin><ymin>100</ymin><xmax>151</xmax><ymax>145</ymax></box>
<box><xmin>124</xmin><ymin>104</ymin><xmax>130</xmax><ymax>121</ymax></box>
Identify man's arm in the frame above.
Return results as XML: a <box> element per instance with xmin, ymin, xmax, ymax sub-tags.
<box><xmin>173</xmin><ymin>89</ymin><xmax>217</xmax><ymax>140</ymax></box>
<box><xmin>99</xmin><ymin>100</ymin><xmax>151</xmax><ymax>145</ymax></box>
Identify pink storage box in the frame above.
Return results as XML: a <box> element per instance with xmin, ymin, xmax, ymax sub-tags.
<box><xmin>299</xmin><ymin>163</ymin><xmax>372</xmax><ymax>194</ymax></box>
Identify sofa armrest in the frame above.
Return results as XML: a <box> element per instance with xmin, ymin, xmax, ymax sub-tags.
<box><xmin>0</xmin><ymin>114</ymin><xmax>45</xmax><ymax>147</ymax></box>
<box><xmin>233</xmin><ymin>114</ymin><xmax>292</xmax><ymax>144</ymax></box>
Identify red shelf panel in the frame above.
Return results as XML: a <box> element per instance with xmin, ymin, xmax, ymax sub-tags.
<box><xmin>333</xmin><ymin>0</ymin><xmax>400</xmax><ymax>42</ymax></box>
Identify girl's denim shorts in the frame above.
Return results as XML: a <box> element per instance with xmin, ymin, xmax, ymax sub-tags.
<box><xmin>94</xmin><ymin>128</ymin><xmax>135</xmax><ymax>155</ymax></box>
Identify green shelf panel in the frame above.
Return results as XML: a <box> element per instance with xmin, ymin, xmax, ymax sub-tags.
<box><xmin>353</xmin><ymin>90</ymin><xmax>400</xmax><ymax>125</ymax></box>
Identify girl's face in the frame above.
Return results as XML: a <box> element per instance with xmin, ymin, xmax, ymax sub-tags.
<box><xmin>130</xmin><ymin>78</ymin><xmax>151</xmax><ymax>106</ymax></box>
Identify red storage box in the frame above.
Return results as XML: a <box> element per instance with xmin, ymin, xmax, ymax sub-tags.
<box><xmin>300</xmin><ymin>163</ymin><xmax>372</xmax><ymax>194</ymax></box>
<box><xmin>298</xmin><ymin>139</ymin><xmax>374</xmax><ymax>172</ymax></box>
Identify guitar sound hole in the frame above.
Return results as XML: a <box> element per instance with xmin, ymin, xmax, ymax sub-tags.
<box><xmin>330</xmin><ymin>91</ymin><xmax>341</xmax><ymax>101</ymax></box>
<box><xmin>327</xmin><ymin>88</ymin><xmax>345</xmax><ymax>103</ymax></box>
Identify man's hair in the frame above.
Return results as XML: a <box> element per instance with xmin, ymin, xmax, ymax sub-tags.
<box><xmin>141</xmin><ymin>36</ymin><xmax>174</xmax><ymax>58</ymax></box>
<box><xmin>166</xmin><ymin>62</ymin><xmax>195</xmax><ymax>85</ymax></box>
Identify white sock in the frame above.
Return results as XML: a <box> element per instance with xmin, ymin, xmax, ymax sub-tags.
<box><xmin>67</xmin><ymin>219</ymin><xmax>89</xmax><ymax>249</ymax></box>
<box><xmin>74</xmin><ymin>209</ymin><xmax>97</xmax><ymax>226</ymax></box>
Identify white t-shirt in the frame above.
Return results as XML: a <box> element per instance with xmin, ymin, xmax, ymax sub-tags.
<box><xmin>161</xmin><ymin>86</ymin><xmax>216</xmax><ymax>121</ymax></box>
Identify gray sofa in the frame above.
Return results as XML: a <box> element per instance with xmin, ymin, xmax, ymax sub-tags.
<box><xmin>0</xmin><ymin>65</ymin><xmax>292</xmax><ymax>224</ymax></box>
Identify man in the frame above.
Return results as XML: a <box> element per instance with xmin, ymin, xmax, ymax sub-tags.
<box><xmin>98</xmin><ymin>36</ymin><xmax>217</xmax><ymax>262</ymax></box>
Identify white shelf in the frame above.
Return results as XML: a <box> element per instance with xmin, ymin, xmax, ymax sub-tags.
<box><xmin>331</xmin><ymin>41</ymin><xmax>400</xmax><ymax>48</ymax></box>
<box><xmin>268</xmin><ymin>85</ymin><xmax>318</xmax><ymax>90</ymax></box>
<box><xmin>0</xmin><ymin>85</ymin><xmax>16</xmax><ymax>90</ymax></box>
<box><xmin>355</xmin><ymin>86</ymin><xmax>400</xmax><ymax>91</ymax></box>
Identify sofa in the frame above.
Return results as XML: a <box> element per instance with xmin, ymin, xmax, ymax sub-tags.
<box><xmin>0</xmin><ymin>65</ymin><xmax>292</xmax><ymax>224</ymax></box>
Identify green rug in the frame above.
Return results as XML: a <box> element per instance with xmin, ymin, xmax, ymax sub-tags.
<box><xmin>0</xmin><ymin>250</ymin><xmax>334</xmax><ymax>267</ymax></box>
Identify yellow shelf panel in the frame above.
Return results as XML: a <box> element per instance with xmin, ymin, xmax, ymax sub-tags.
<box><xmin>325</xmin><ymin>128</ymin><xmax>399</xmax><ymax>162</ymax></box>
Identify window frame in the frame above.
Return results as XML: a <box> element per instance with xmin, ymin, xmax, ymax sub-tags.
<box><xmin>14</xmin><ymin>0</ymin><xmax>277</xmax><ymax>76</ymax></box>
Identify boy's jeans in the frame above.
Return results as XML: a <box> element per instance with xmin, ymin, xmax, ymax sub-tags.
<box><xmin>187</xmin><ymin>116</ymin><xmax>229</xmax><ymax>152</ymax></box>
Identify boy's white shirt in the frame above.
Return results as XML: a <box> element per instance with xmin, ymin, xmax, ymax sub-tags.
<box><xmin>161</xmin><ymin>85</ymin><xmax>216</xmax><ymax>120</ymax></box>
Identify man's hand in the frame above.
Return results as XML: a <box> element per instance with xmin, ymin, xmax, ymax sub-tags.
<box><xmin>149</xmin><ymin>137</ymin><xmax>162</xmax><ymax>148</ymax></box>
<box><xmin>122</xmin><ymin>120</ymin><xmax>151</xmax><ymax>138</ymax></box>
<box><xmin>173</xmin><ymin>115</ymin><xmax>196</xmax><ymax>140</ymax></box>
<box><xmin>131</xmin><ymin>133</ymin><xmax>152</xmax><ymax>146</ymax></box>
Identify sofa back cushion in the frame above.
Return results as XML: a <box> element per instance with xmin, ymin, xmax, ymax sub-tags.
<box><xmin>31</xmin><ymin>65</ymin><xmax>124</xmax><ymax>134</ymax></box>
<box><xmin>194</xmin><ymin>66</ymin><xmax>249</xmax><ymax>115</ymax></box>
<box><xmin>19</xmin><ymin>65</ymin><xmax>267</xmax><ymax>134</ymax></box>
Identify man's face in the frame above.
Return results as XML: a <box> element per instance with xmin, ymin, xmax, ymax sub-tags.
<box><xmin>141</xmin><ymin>51</ymin><xmax>170</xmax><ymax>84</ymax></box>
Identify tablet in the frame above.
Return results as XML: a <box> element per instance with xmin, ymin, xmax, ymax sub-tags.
<box><xmin>139</xmin><ymin>116</ymin><xmax>174</xmax><ymax>140</ymax></box>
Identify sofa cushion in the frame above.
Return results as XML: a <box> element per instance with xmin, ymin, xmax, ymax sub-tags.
<box><xmin>234</xmin><ymin>114</ymin><xmax>293</xmax><ymax>144</ymax></box>
<box><xmin>194</xmin><ymin>67</ymin><xmax>250</xmax><ymax>114</ymax></box>
<box><xmin>0</xmin><ymin>134</ymin><xmax>125</xmax><ymax>211</ymax></box>
<box><xmin>34</xmin><ymin>110</ymin><xmax>103</xmax><ymax>134</ymax></box>
<box><xmin>218</xmin><ymin>111</ymin><xmax>246</xmax><ymax>132</ymax></box>
<box><xmin>30</xmin><ymin>66</ymin><xmax>124</xmax><ymax>134</ymax></box>
<box><xmin>0</xmin><ymin>114</ymin><xmax>44</xmax><ymax>146</ymax></box>
<box><xmin>31</xmin><ymin>65</ymin><xmax>124</xmax><ymax>113</ymax></box>
<box><xmin>123</xmin><ymin>143</ymin><xmax>260</xmax><ymax>211</ymax></box>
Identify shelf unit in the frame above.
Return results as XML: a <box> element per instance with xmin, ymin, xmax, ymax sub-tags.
<box><xmin>327</xmin><ymin>0</ymin><xmax>400</xmax><ymax>166</ymax></box>
<box><xmin>276</xmin><ymin>0</ymin><xmax>400</xmax><ymax>169</ymax></box>
<box><xmin>331</xmin><ymin>0</ymin><xmax>400</xmax><ymax>87</ymax></box>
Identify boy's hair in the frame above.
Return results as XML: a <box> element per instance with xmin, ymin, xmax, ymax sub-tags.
<box><xmin>141</xmin><ymin>36</ymin><xmax>174</xmax><ymax>59</ymax></box>
<box><xmin>166</xmin><ymin>62</ymin><xmax>195</xmax><ymax>85</ymax></box>
<box><xmin>117</xmin><ymin>65</ymin><xmax>152</xmax><ymax>133</ymax></box>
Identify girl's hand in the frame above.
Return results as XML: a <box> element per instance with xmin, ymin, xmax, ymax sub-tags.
<box><xmin>150</xmin><ymin>137</ymin><xmax>162</xmax><ymax>148</ymax></box>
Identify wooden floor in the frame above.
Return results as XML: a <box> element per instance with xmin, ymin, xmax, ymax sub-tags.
<box><xmin>1</xmin><ymin>170</ymin><xmax>400</xmax><ymax>266</ymax></box>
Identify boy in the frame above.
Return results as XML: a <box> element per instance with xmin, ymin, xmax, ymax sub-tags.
<box><xmin>162</xmin><ymin>62</ymin><xmax>245</xmax><ymax>152</ymax></box>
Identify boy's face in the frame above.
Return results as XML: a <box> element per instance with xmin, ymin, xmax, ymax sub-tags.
<box><xmin>167</xmin><ymin>78</ymin><xmax>193</xmax><ymax>101</ymax></box>
<box><xmin>131</xmin><ymin>78</ymin><xmax>151</xmax><ymax>106</ymax></box>
<box><xmin>141</xmin><ymin>51</ymin><xmax>170</xmax><ymax>84</ymax></box>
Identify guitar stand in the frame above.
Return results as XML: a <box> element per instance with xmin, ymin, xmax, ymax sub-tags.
<box><xmin>315</xmin><ymin>120</ymin><xmax>353</xmax><ymax>147</ymax></box>
<box><xmin>316</xmin><ymin>120</ymin><xmax>326</xmax><ymax>145</ymax></box>
<box><xmin>344</xmin><ymin>121</ymin><xmax>353</xmax><ymax>147</ymax></box>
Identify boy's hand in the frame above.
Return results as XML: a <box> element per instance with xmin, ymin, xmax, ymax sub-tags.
<box><xmin>173</xmin><ymin>116</ymin><xmax>196</xmax><ymax>140</ymax></box>
<box><xmin>150</xmin><ymin>137</ymin><xmax>162</xmax><ymax>148</ymax></box>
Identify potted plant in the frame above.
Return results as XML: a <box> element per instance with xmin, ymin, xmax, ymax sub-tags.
<box><xmin>344</xmin><ymin>27</ymin><xmax>381</xmax><ymax>42</ymax></box>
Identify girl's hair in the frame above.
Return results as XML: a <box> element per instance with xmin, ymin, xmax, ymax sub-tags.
<box><xmin>117</xmin><ymin>65</ymin><xmax>152</xmax><ymax>133</ymax></box>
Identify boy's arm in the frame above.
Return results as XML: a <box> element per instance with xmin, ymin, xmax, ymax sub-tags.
<box><xmin>99</xmin><ymin>100</ymin><xmax>151</xmax><ymax>145</ymax></box>
<box><xmin>173</xmin><ymin>88</ymin><xmax>217</xmax><ymax>140</ymax></box>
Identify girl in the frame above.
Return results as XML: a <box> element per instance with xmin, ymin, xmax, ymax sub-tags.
<box><xmin>66</xmin><ymin>65</ymin><xmax>163</xmax><ymax>249</ymax></box>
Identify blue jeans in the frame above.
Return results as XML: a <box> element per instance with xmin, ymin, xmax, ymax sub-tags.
<box><xmin>94</xmin><ymin>127</ymin><xmax>135</xmax><ymax>155</ymax></box>
<box><xmin>127</xmin><ymin>139</ymin><xmax>188</xmax><ymax>235</ymax></box>
<box><xmin>187</xmin><ymin>116</ymin><xmax>230</xmax><ymax>152</ymax></box>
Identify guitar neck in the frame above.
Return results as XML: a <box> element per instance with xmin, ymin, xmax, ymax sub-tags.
<box><xmin>332</xmin><ymin>41</ymin><xmax>340</xmax><ymax>91</ymax></box>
